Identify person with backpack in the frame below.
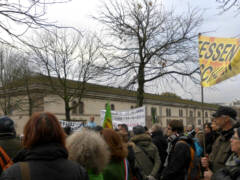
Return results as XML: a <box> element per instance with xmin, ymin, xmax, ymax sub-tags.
<box><xmin>0</xmin><ymin>116</ymin><xmax>22</xmax><ymax>174</ymax></box>
<box><xmin>130</xmin><ymin>125</ymin><xmax>161</xmax><ymax>180</ymax></box>
<box><xmin>160</xmin><ymin>120</ymin><xmax>192</xmax><ymax>180</ymax></box>
<box><xmin>0</xmin><ymin>112</ymin><xmax>89</xmax><ymax>180</ymax></box>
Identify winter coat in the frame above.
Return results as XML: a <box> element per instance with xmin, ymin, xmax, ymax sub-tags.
<box><xmin>209</xmin><ymin>123</ymin><xmax>240</xmax><ymax>173</ymax></box>
<box><xmin>0</xmin><ymin>143</ymin><xmax>88</xmax><ymax>180</ymax></box>
<box><xmin>130</xmin><ymin>133</ymin><xmax>161</xmax><ymax>179</ymax></box>
<box><xmin>103</xmin><ymin>158</ymin><xmax>131</xmax><ymax>180</ymax></box>
<box><xmin>161</xmin><ymin>135</ymin><xmax>191</xmax><ymax>180</ymax></box>
<box><xmin>151</xmin><ymin>130</ymin><xmax>168</xmax><ymax>167</ymax></box>
<box><xmin>212</xmin><ymin>153</ymin><xmax>240</xmax><ymax>180</ymax></box>
<box><xmin>0</xmin><ymin>135</ymin><xmax>22</xmax><ymax>159</ymax></box>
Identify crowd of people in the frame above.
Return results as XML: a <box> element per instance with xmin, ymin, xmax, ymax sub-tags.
<box><xmin>0</xmin><ymin>106</ymin><xmax>239</xmax><ymax>180</ymax></box>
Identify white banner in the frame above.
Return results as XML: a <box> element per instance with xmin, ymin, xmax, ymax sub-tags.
<box><xmin>100</xmin><ymin>106</ymin><xmax>146</xmax><ymax>130</ymax></box>
<box><xmin>59</xmin><ymin>120</ymin><xmax>84</xmax><ymax>131</ymax></box>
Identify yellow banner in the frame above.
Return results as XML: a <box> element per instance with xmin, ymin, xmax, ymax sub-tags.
<box><xmin>199</xmin><ymin>35</ymin><xmax>240</xmax><ymax>87</ymax></box>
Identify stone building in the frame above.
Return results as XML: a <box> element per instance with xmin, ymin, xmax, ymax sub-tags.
<box><xmin>0</xmin><ymin>75</ymin><xmax>218</xmax><ymax>135</ymax></box>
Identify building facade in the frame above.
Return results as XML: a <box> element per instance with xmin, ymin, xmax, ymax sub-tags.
<box><xmin>0</xmin><ymin>77</ymin><xmax>218</xmax><ymax>135</ymax></box>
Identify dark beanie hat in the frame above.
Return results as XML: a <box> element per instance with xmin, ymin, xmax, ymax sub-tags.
<box><xmin>0</xmin><ymin>116</ymin><xmax>15</xmax><ymax>133</ymax></box>
<box><xmin>212</xmin><ymin>106</ymin><xmax>237</xmax><ymax>120</ymax></box>
<box><xmin>133</xmin><ymin>125</ymin><xmax>145</xmax><ymax>135</ymax></box>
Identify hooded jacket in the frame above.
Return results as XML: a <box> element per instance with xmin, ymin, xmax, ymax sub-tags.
<box><xmin>0</xmin><ymin>143</ymin><xmax>88</xmax><ymax>180</ymax></box>
<box><xmin>130</xmin><ymin>133</ymin><xmax>161</xmax><ymax>179</ymax></box>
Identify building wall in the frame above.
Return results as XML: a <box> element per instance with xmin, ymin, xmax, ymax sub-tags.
<box><xmin>2</xmin><ymin>93</ymin><xmax>217</xmax><ymax>135</ymax></box>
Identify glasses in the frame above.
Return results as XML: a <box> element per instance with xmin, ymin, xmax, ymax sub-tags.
<box><xmin>231</xmin><ymin>136</ymin><xmax>240</xmax><ymax>140</ymax></box>
<box><xmin>168</xmin><ymin>127</ymin><xmax>172</xmax><ymax>130</ymax></box>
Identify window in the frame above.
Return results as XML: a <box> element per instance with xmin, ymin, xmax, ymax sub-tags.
<box><xmin>72</xmin><ymin>101</ymin><xmax>77</xmax><ymax>115</ymax></box>
<box><xmin>205</xmin><ymin>112</ymin><xmax>208</xmax><ymax>117</ymax></box>
<box><xmin>190</xmin><ymin>111</ymin><xmax>193</xmax><ymax>117</ymax></box>
<box><xmin>198</xmin><ymin>119</ymin><xmax>201</xmax><ymax>125</ymax></box>
<box><xmin>179</xmin><ymin>119</ymin><xmax>183</xmax><ymax>125</ymax></box>
<box><xmin>79</xmin><ymin>101</ymin><xmax>84</xmax><ymax>114</ymax></box>
<box><xmin>167</xmin><ymin>119</ymin><xmax>171</xmax><ymax>125</ymax></box>
<box><xmin>179</xmin><ymin>109</ymin><xmax>183</xmax><ymax>117</ymax></box>
<box><xmin>198</xmin><ymin>111</ymin><xmax>201</xmax><ymax>117</ymax></box>
<box><xmin>72</xmin><ymin>100</ymin><xmax>84</xmax><ymax>115</ymax></box>
<box><xmin>111</xmin><ymin>104</ymin><xmax>115</xmax><ymax>110</ymax></box>
<box><xmin>151</xmin><ymin>107</ymin><xmax>157</xmax><ymax>123</ymax></box>
<box><xmin>166</xmin><ymin>108</ymin><xmax>171</xmax><ymax>117</ymax></box>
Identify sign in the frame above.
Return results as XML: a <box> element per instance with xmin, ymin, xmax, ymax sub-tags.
<box><xmin>59</xmin><ymin>120</ymin><xmax>85</xmax><ymax>131</ymax></box>
<box><xmin>199</xmin><ymin>35</ymin><xmax>240</xmax><ymax>87</ymax></box>
<box><xmin>100</xmin><ymin>106</ymin><xmax>146</xmax><ymax>130</ymax></box>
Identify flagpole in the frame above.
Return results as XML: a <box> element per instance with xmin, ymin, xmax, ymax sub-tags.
<box><xmin>199</xmin><ymin>33</ymin><xmax>206</xmax><ymax>155</ymax></box>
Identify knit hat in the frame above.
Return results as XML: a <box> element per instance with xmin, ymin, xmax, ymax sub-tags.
<box><xmin>212</xmin><ymin>106</ymin><xmax>237</xmax><ymax>120</ymax></box>
<box><xmin>0</xmin><ymin>116</ymin><xmax>15</xmax><ymax>133</ymax></box>
<box><xmin>133</xmin><ymin>125</ymin><xmax>145</xmax><ymax>135</ymax></box>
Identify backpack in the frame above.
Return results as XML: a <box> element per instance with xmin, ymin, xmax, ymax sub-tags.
<box><xmin>0</xmin><ymin>146</ymin><xmax>13</xmax><ymax>173</ymax></box>
<box><xmin>177</xmin><ymin>140</ymin><xmax>201</xmax><ymax>180</ymax></box>
<box><xmin>192</xmin><ymin>138</ymin><xmax>203</xmax><ymax>157</ymax></box>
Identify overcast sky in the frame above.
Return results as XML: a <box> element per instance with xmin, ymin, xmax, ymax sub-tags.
<box><xmin>46</xmin><ymin>0</ymin><xmax>240</xmax><ymax>104</ymax></box>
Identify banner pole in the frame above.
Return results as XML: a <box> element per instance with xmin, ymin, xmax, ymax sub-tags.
<box><xmin>199</xmin><ymin>33</ymin><xmax>206</xmax><ymax>155</ymax></box>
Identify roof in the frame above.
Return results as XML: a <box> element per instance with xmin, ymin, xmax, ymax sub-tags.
<box><xmin>1</xmin><ymin>74</ymin><xmax>219</xmax><ymax>109</ymax></box>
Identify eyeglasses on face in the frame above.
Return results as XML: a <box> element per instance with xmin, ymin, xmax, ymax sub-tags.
<box><xmin>231</xmin><ymin>136</ymin><xmax>240</xmax><ymax>140</ymax></box>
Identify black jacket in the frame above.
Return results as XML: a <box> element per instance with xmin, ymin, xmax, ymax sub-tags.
<box><xmin>151</xmin><ymin>130</ymin><xmax>168</xmax><ymax>167</ymax></box>
<box><xmin>0</xmin><ymin>143</ymin><xmax>88</xmax><ymax>180</ymax></box>
<box><xmin>161</xmin><ymin>136</ymin><xmax>191</xmax><ymax>180</ymax></box>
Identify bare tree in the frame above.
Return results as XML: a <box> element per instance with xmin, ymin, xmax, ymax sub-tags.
<box><xmin>94</xmin><ymin>0</ymin><xmax>202</xmax><ymax>107</ymax></box>
<box><xmin>31</xmin><ymin>29</ymin><xmax>103</xmax><ymax>121</ymax></box>
<box><xmin>216</xmin><ymin>0</ymin><xmax>240</xmax><ymax>13</ymax></box>
<box><xmin>0</xmin><ymin>45</ymin><xmax>24</xmax><ymax>115</ymax></box>
<box><xmin>0</xmin><ymin>0</ymin><xmax>73</xmax><ymax>46</ymax></box>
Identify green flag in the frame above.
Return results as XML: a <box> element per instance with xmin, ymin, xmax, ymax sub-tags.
<box><xmin>103</xmin><ymin>102</ymin><xmax>113</xmax><ymax>128</ymax></box>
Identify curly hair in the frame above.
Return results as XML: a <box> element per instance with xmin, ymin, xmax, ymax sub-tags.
<box><xmin>101</xmin><ymin>128</ymin><xmax>128</xmax><ymax>161</ymax></box>
<box><xmin>66</xmin><ymin>129</ymin><xmax>110</xmax><ymax>174</ymax></box>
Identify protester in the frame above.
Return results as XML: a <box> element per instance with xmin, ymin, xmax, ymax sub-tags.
<box><xmin>201</xmin><ymin>106</ymin><xmax>240</xmax><ymax>173</ymax></box>
<box><xmin>86</xmin><ymin>116</ymin><xmax>97</xmax><ymax>129</ymax></box>
<box><xmin>204</xmin><ymin>123</ymin><xmax>215</xmax><ymax>154</ymax></box>
<box><xmin>161</xmin><ymin>120</ymin><xmax>191</xmax><ymax>180</ymax></box>
<box><xmin>0</xmin><ymin>112</ymin><xmax>88</xmax><ymax>180</ymax></box>
<box><xmin>150</xmin><ymin>123</ymin><xmax>168</xmax><ymax>171</ymax></box>
<box><xmin>130</xmin><ymin>125</ymin><xmax>160</xmax><ymax>180</ymax></box>
<box><xmin>195</xmin><ymin>125</ymin><xmax>204</xmax><ymax>148</ymax></box>
<box><xmin>67</xmin><ymin>129</ymin><xmax>110</xmax><ymax>180</ymax></box>
<box><xmin>204</xmin><ymin>127</ymin><xmax>240</xmax><ymax>180</ymax></box>
<box><xmin>0</xmin><ymin>116</ymin><xmax>22</xmax><ymax>159</ymax></box>
<box><xmin>101</xmin><ymin>128</ymin><xmax>131</xmax><ymax>180</ymax></box>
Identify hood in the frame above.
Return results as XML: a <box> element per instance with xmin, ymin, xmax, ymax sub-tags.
<box><xmin>13</xmin><ymin>143</ymin><xmax>67</xmax><ymax>162</ymax></box>
<box><xmin>130</xmin><ymin>133</ymin><xmax>152</xmax><ymax>147</ymax></box>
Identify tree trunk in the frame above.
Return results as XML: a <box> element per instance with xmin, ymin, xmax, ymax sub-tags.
<box><xmin>137</xmin><ymin>62</ymin><xmax>145</xmax><ymax>107</ymax></box>
<box><xmin>65</xmin><ymin>101</ymin><xmax>71</xmax><ymax>121</ymax></box>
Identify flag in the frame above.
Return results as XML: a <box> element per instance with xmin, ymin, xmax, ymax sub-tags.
<box><xmin>103</xmin><ymin>102</ymin><xmax>113</xmax><ymax>128</ymax></box>
<box><xmin>199</xmin><ymin>35</ymin><xmax>240</xmax><ymax>87</ymax></box>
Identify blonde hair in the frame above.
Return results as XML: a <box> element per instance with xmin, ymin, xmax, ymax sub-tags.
<box><xmin>66</xmin><ymin>129</ymin><xmax>110</xmax><ymax>174</ymax></box>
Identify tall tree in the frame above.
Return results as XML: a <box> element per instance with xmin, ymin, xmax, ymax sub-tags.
<box><xmin>31</xmin><ymin>29</ymin><xmax>103</xmax><ymax>121</ymax></box>
<box><xmin>0</xmin><ymin>0</ymin><xmax>72</xmax><ymax>46</ymax></box>
<box><xmin>94</xmin><ymin>0</ymin><xmax>202</xmax><ymax>107</ymax></box>
<box><xmin>0</xmin><ymin>45</ymin><xmax>23</xmax><ymax>115</ymax></box>
<box><xmin>216</xmin><ymin>0</ymin><xmax>240</xmax><ymax>13</ymax></box>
